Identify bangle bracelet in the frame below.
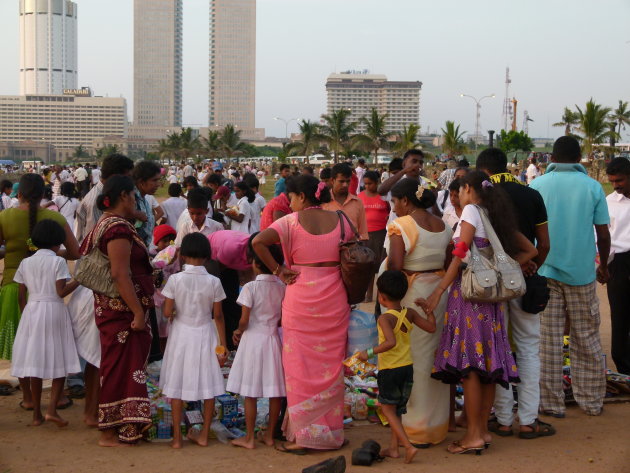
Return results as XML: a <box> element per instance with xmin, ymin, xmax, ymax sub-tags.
<box><xmin>367</xmin><ymin>347</ymin><xmax>374</xmax><ymax>358</ymax></box>
<box><xmin>273</xmin><ymin>264</ymin><xmax>281</xmax><ymax>275</ymax></box>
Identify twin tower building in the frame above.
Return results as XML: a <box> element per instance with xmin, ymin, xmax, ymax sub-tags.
<box><xmin>18</xmin><ymin>0</ymin><xmax>257</xmax><ymax>138</ymax></box>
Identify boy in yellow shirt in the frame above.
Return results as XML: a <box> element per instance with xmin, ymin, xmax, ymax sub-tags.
<box><xmin>359</xmin><ymin>270</ymin><xmax>436</xmax><ymax>464</ymax></box>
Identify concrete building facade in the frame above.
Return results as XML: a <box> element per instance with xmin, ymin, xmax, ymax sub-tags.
<box><xmin>326</xmin><ymin>73</ymin><xmax>422</xmax><ymax>134</ymax></box>
<box><xmin>0</xmin><ymin>91</ymin><xmax>128</xmax><ymax>162</ymax></box>
<box><xmin>133</xmin><ymin>0</ymin><xmax>183</xmax><ymax>129</ymax></box>
<box><xmin>19</xmin><ymin>0</ymin><xmax>78</xmax><ymax>95</ymax></box>
<box><xmin>209</xmin><ymin>0</ymin><xmax>262</xmax><ymax>139</ymax></box>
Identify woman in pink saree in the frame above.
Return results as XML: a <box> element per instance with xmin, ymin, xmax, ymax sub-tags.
<box><xmin>253</xmin><ymin>174</ymin><xmax>350</xmax><ymax>453</ymax></box>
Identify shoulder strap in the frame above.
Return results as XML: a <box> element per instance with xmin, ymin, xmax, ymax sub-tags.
<box><xmin>472</xmin><ymin>205</ymin><xmax>506</xmax><ymax>255</ymax></box>
<box><xmin>336</xmin><ymin>210</ymin><xmax>360</xmax><ymax>242</ymax></box>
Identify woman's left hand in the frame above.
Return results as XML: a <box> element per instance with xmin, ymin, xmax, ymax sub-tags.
<box><xmin>279</xmin><ymin>266</ymin><xmax>300</xmax><ymax>285</ymax></box>
<box><xmin>416</xmin><ymin>290</ymin><xmax>441</xmax><ymax>315</ymax></box>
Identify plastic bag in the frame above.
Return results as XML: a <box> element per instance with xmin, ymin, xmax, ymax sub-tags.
<box><xmin>347</xmin><ymin>309</ymin><xmax>377</xmax><ymax>359</ymax></box>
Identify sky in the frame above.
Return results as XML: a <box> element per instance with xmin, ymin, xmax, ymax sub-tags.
<box><xmin>1</xmin><ymin>0</ymin><xmax>629</xmax><ymax>141</ymax></box>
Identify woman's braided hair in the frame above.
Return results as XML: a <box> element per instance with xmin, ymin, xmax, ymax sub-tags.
<box><xmin>19</xmin><ymin>174</ymin><xmax>45</xmax><ymax>241</ymax></box>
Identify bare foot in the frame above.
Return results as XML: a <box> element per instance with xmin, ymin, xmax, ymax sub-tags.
<box><xmin>171</xmin><ymin>437</ymin><xmax>183</xmax><ymax>449</ymax></box>
<box><xmin>232</xmin><ymin>436</ymin><xmax>255</xmax><ymax>449</ymax></box>
<box><xmin>45</xmin><ymin>413</ymin><xmax>68</xmax><ymax>428</ymax></box>
<box><xmin>448</xmin><ymin>422</ymin><xmax>457</xmax><ymax>432</ymax></box>
<box><xmin>84</xmin><ymin>416</ymin><xmax>99</xmax><ymax>428</ymax></box>
<box><xmin>380</xmin><ymin>447</ymin><xmax>400</xmax><ymax>459</ymax></box>
<box><xmin>256</xmin><ymin>430</ymin><xmax>275</xmax><ymax>447</ymax></box>
<box><xmin>187</xmin><ymin>429</ymin><xmax>208</xmax><ymax>447</ymax></box>
<box><xmin>404</xmin><ymin>446</ymin><xmax>418</xmax><ymax>464</ymax></box>
<box><xmin>32</xmin><ymin>414</ymin><xmax>44</xmax><ymax>426</ymax></box>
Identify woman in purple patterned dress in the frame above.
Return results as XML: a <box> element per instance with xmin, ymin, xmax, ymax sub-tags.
<box><xmin>419</xmin><ymin>171</ymin><xmax>538</xmax><ymax>455</ymax></box>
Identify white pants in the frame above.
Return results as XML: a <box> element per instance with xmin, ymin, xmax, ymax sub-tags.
<box><xmin>494</xmin><ymin>298</ymin><xmax>541</xmax><ymax>426</ymax></box>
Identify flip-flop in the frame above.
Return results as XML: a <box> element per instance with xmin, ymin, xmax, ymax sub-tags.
<box><xmin>0</xmin><ymin>384</ymin><xmax>15</xmax><ymax>396</ymax></box>
<box><xmin>19</xmin><ymin>401</ymin><xmax>34</xmax><ymax>411</ymax></box>
<box><xmin>56</xmin><ymin>399</ymin><xmax>73</xmax><ymax>410</ymax></box>
<box><xmin>275</xmin><ymin>442</ymin><xmax>307</xmax><ymax>456</ymax></box>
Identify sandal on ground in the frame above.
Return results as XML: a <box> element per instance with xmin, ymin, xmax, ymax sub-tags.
<box><xmin>488</xmin><ymin>420</ymin><xmax>514</xmax><ymax>437</ymax></box>
<box><xmin>56</xmin><ymin>398</ymin><xmax>73</xmax><ymax>410</ymax></box>
<box><xmin>66</xmin><ymin>385</ymin><xmax>86</xmax><ymax>399</ymax></box>
<box><xmin>275</xmin><ymin>442</ymin><xmax>307</xmax><ymax>455</ymax></box>
<box><xmin>539</xmin><ymin>409</ymin><xmax>565</xmax><ymax>418</ymax></box>
<box><xmin>447</xmin><ymin>440</ymin><xmax>484</xmax><ymax>456</ymax></box>
<box><xmin>0</xmin><ymin>384</ymin><xmax>15</xmax><ymax>396</ymax></box>
<box><xmin>519</xmin><ymin>419</ymin><xmax>556</xmax><ymax>439</ymax></box>
<box><xmin>19</xmin><ymin>400</ymin><xmax>34</xmax><ymax>411</ymax></box>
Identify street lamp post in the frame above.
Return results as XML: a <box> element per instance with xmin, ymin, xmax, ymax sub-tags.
<box><xmin>460</xmin><ymin>93</ymin><xmax>495</xmax><ymax>149</ymax></box>
<box><xmin>274</xmin><ymin>117</ymin><xmax>300</xmax><ymax>140</ymax></box>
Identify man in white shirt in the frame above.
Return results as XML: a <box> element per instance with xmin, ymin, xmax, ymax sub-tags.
<box><xmin>175</xmin><ymin>188</ymin><xmax>223</xmax><ymax>246</ymax></box>
<box><xmin>73</xmin><ymin>164</ymin><xmax>89</xmax><ymax>198</ymax></box>
<box><xmin>183</xmin><ymin>163</ymin><xmax>194</xmax><ymax>178</ymax></box>
<box><xmin>603</xmin><ymin>158</ymin><xmax>630</xmax><ymax>374</ymax></box>
<box><xmin>355</xmin><ymin>158</ymin><xmax>367</xmax><ymax>191</ymax></box>
<box><xmin>90</xmin><ymin>166</ymin><xmax>101</xmax><ymax>188</ymax></box>
<box><xmin>526</xmin><ymin>157</ymin><xmax>540</xmax><ymax>184</ymax></box>
<box><xmin>161</xmin><ymin>183</ymin><xmax>188</xmax><ymax>229</ymax></box>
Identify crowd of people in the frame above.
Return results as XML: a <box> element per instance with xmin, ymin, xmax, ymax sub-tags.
<box><xmin>0</xmin><ymin>135</ymin><xmax>628</xmax><ymax>466</ymax></box>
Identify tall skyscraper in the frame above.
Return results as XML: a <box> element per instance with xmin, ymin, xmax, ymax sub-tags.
<box><xmin>133</xmin><ymin>0</ymin><xmax>183</xmax><ymax>128</ymax></box>
<box><xmin>19</xmin><ymin>0</ymin><xmax>78</xmax><ymax>95</ymax></box>
<box><xmin>326</xmin><ymin>72</ymin><xmax>422</xmax><ymax>134</ymax></box>
<box><xmin>209</xmin><ymin>0</ymin><xmax>257</xmax><ymax>135</ymax></box>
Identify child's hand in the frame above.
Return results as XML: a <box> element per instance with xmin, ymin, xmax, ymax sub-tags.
<box><xmin>217</xmin><ymin>353</ymin><xmax>227</xmax><ymax>367</ymax></box>
<box><xmin>357</xmin><ymin>350</ymin><xmax>369</xmax><ymax>362</ymax></box>
<box><xmin>232</xmin><ymin>329</ymin><xmax>243</xmax><ymax>346</ymax></box>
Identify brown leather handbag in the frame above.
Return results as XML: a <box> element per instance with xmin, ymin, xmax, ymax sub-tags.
<box><xmin>337</xmin><ymin>211</ymin><xmax>375</xmax><ymax>305</ymax></box>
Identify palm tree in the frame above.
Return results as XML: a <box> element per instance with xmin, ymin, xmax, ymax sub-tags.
<box><xmin>575</xmin><ymin>99</ymin><xmax>612</xmax><ymax>156</ymax></box>
<box><xmin>220</xmin><ymin>124</ymin><xmax>249</xmax><ymax>163</ymax></box>
<box><xmin>392</xmin><ymin>123</ymin><xmax>421</xmax><ymax>157</ymax></box>
<box><xmin>176</xmin><ymin>127</ymin><xmax>201</xmax><ymax>163</ymax></box>
<box><xmin>354</xmin><ymin>108</ymin><xmax>393</xmax><ymax>164</ymax></box>
<box><xmin>441</xmin><ymin>121</ymin><xmax>467</xmax><ymax>157</ymax></box>
<box><xmin>200</xmin><ymin>130</ymin><xmax>222</xmax><ymax>160</ymax></box>
<box><xmin>286</xmin><ymin>120</ymin><xmax>321</xmax><ymax>164</ymax></box>
<box><xmin>72</xmin><ymin>145</ymin><xmax>89</xmax><ymax>162</ymax></box>
<box><xmin>553</xmin><ymin>107</ymin><xmax>580</xmax><ymax>136</ymax></box>
<box><xmin>157</xmin><ymin>138</ymin><xmax>176</xmax><ymax>165</ymax></box>
<box><xmin>319</xmin><ymin>109</ymin><xmax>357</xmax><ymax>163</ymax></box>
<box><xmin>610</xmin><ymin>100</ymin><xmax>630</xmax><ymax>137</ymax></box>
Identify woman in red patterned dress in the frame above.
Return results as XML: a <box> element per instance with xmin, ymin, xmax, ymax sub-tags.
<box><xmin>80</xmin><ymin>175</ymin><xmax>154</xmax><ymax>447</ymax></box>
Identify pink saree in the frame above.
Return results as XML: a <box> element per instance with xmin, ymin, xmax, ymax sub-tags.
<box><xmin>269</xmin><ymin>213</ymin><xmax>350</xmax><ymax>449</ymax></box>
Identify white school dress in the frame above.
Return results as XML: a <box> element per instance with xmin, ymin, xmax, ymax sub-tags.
<box><xmin>227</xmin><ymin>197</ymin><xmax>253</xmax><ymax>234</ymax></box>
<box><xmin>249</xmin><ymin>193</ymin><xmax>266</xmax><ymax>233</ymax></box>
<box><xmin>11</xmin><ymin>250</ymin><xmax>81</xmax><ymax>379</ymax></box>
<box><xmin>226</xmin><ymin>274</ymin><xmax>286</xmax><ymax>398</ymax></box>
<box><xmin>159</xmin><ymin>265</ymin><xmax>226</xmax><ymax>401</ymax></box>
<box><xmin>66</xmin><ymin>285</ymin><xmax>101</xmax><ymax>368</ymax></box>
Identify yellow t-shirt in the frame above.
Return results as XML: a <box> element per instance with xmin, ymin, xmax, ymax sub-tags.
<box><xmin>377</xmin><ymin>308</ymin><xmax>413</xmax><ymax>370</ymax></box>
<box><xmin>0</xmin><ymin>208</ymin><xmax>67</xmax><ymax>285</ymax></box>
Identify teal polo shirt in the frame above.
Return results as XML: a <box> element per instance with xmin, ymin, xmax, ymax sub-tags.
<box><xmin>529</xmin><ymin>163</ymin><xmax>609</xmax><ymax>286</ymax></box>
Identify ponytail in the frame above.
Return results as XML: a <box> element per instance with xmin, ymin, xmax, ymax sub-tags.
<box><xmin>18</xmin><ymin>174</ymin><xmax>45</xmax><ymax>238</ymax></box>
<box><xmin>235</xmin><ymin>181</ymin><xmax>256</xmax><ymax>203</ymax></box>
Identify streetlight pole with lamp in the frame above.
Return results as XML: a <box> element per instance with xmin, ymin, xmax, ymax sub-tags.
<box><xmin>460</xmin><ymin>93</ymin><xmax>495</xmax><ymax>149</ymax></box>
<box><xmin>274</xmin><ymin>117</ymin><xmax>300</xmax><ymax>140</ymax></box>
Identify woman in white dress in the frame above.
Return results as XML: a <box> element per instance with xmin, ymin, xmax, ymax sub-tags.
<box><xmin>227</xmin><ymin>245</ymin><xmax>286</xmax><ymax>449</ymax></box>
<box><xmin>226</xmin><ymin>182</ymin><xmax>255</xmax><ymax>234</ymax></box>
<box><xmin>159</xmin><ymin>232</ymin><xmax>228</xmax><ymax>449</ymax></box>
<box><xmin>11</xmin><ymin>219</ymin><xmax>81</xmax><ymax>427</ymax></box>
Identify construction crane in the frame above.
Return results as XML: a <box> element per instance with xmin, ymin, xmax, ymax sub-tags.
<box><xmin>523</xmin><ymin>110</ymin><xmax>533</xmax><ymax>135</ymax></box>
<box><xmin>511</xmin><ymin>98</ymin><xmax>518</xmax><ymax>131</ymax></box>
<box><xmin>501</xmin><ymin>67</ymin><xmax>512</xmax><ymax>131</ymax></box>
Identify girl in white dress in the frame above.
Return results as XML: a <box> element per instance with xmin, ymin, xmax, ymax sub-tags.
<box><xmin>226</xmin><ymin>182</ymin><xmax>255</xmax><ymax>233</ymax></box>
<box><xmin>227</xmin><ymin>245</ymin><xmax>286</xmax><ymax>449</ymax></box>
<box><xmin>51</xmin><ymin>182</ymin><xmax>80</xmax><ymax>233</ymax></box>
<box><xmin>11</xmin><ymin>219</ymin><xmax>80</xmax><ymax>427</ymax></box>
<box><xmin>159</xmin><ymin>232</ymin><xmax>228</xmax><ymax>449</ymax></box>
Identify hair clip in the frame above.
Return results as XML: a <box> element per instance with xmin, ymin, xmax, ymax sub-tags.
<box><xmin>481</xmin><ymin>180</ymin><xmax>494</xmax><ymax>189</ymax></box>
<box><xmin>314</xmin><ymin>181</ymin><xmax>326</xmax><ymax>199</ymax></box>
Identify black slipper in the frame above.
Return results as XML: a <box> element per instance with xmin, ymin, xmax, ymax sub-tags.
<box><xmin>276</xmin><ymin>442</ymin><xmax>307</xmax><ymax>455</ymax></box>
<box><xmin>302</xmin><ymin>455</ymin><xmax>346</xmax><ymax>473</ymax></box>
<box><xmin>19</xmin><ymin>400</ymin><xmax>34</xmax><ymax>411</ymax></box>
<box><xmin>0</xmin><ymin>384</ymin><xmax>15</xmax><ymax>396</ymax></box>
<box><xmin>56</xmin><ymin>398</ymin><xmax>73</xmax><ymax>410</ymax></box>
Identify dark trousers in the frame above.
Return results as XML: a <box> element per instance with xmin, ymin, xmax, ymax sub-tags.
<box><xmin>607</xmin><ymin>251</ymin><xmax>630</xmax><ymax>375</ymax></box>
<box><xmin>219</xmin><ymin>267</ymin><xmax>241</xmax><ymax>351</ymax></box>
<box><xmin>147</xmin><ymin>307</ymin><xmax>163</xmax><ymax>363</ymax></box>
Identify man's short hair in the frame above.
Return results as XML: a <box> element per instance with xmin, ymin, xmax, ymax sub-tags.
<box><xmin>476</xmin><ymin>148</ymin><xmax>508</xmax><ymax>175</ymax></box>
<box><xmin>403</xmin><ymin>149</ymin><xmax>424</xmax><ymax>163</ymax></box>
<box><xmin>606</xmin><ymin>157</ymin><xmax>630</xmax><ymax>176</ymax></box>
<box><xmin>187</xmin><ymin>187</ymin><xmax>209</xmax><ymax>210</ymax></box>
<box><xmin>331</xmin><ymin>163</ymin><xmax>352</xmax><ymax>179</ymax></box>
<box><xmin>101</xmin><ymin>154</ymin><xmax>134</xmax><ymax>180</ymax></box>
<box><xmin>279</xmin><ymin>164</ymin><xmax>290</xmax><ymax>172</ymax></box>
<box><xmin>552</xmin><ymin>136</ymin><xmax>581</xmax><ymax>163</ymax></box>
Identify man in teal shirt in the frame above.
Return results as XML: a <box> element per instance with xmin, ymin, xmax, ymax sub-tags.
<box><xmin>530</xmin><ymin>136</ymin><xmax>610</xmax><ymax>417</ymax></box>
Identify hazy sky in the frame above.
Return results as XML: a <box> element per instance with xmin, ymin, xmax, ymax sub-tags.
<box><xmin>1</xmin><ymin>0</ymin><xmax>629</xmax><ymax>140</ymax></box>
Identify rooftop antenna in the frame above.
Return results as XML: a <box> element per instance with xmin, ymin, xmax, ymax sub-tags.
<box><xmin>501</xmin><ymin>67</ymin><xmax>512</xmax><ymax>131</ymax></box>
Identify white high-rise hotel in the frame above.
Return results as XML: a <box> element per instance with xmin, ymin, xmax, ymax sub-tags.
<box><xmin>19</xmin><ymin>0</ymin><xmax>78</xmax><ymax>95</ymax></box>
